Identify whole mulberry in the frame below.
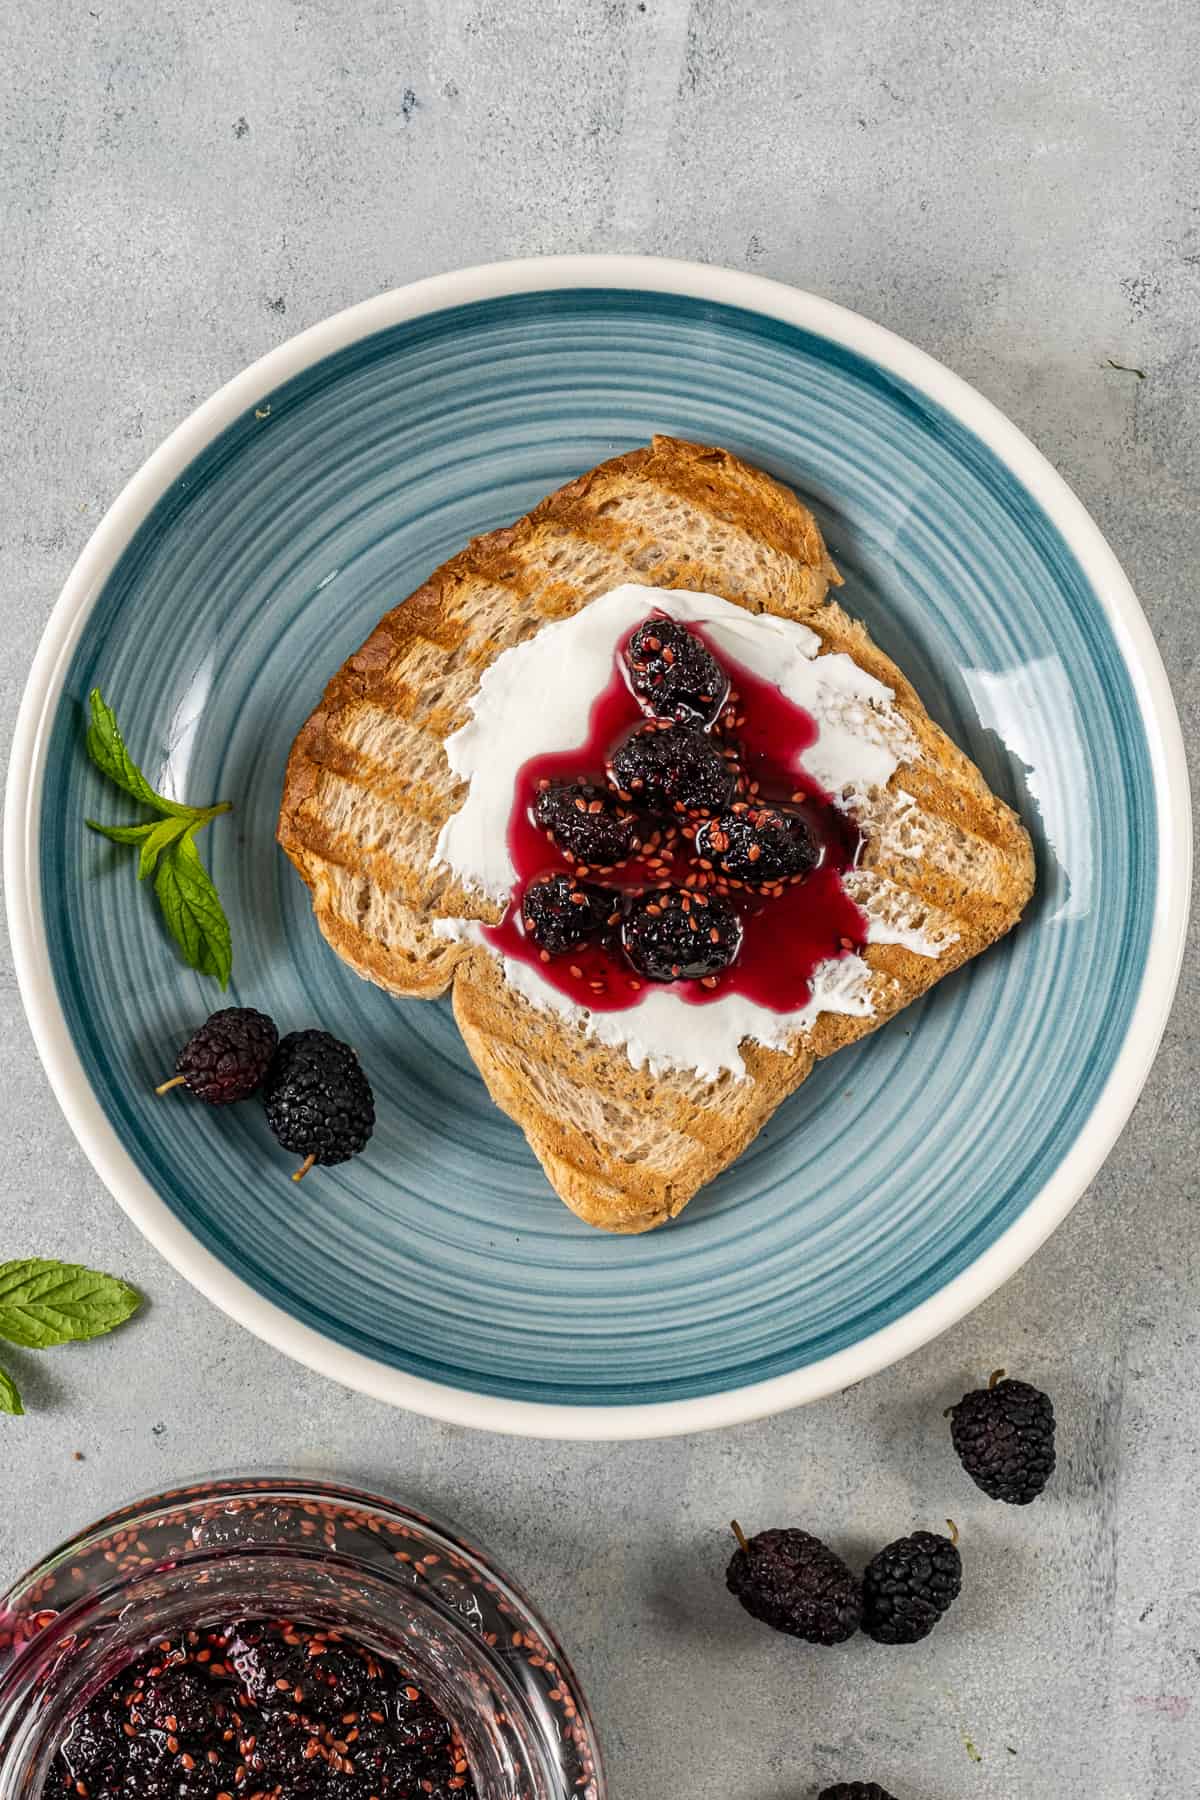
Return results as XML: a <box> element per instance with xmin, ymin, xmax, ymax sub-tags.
<box><xmin>262</xmin><ymin>1029</ymin><xmax>375</xmax><ymax>1180</ymax></box>
<box><xmin>818</xmin><ymin>1785</ymin><xmax>898</xmax><ymax>1800</ymax></box>
<box><xmin>608</xmin><ymin>720</ymin><xmax>735</xmax><ymax>818</ymax></box>
<box><xmin>533</xmin><ymin>780</ymin><xmax>642</xmax><ymax>868</ymax></box>
<box><xmin>626</xmin><ymin>616</ymin><xmax>729</xmax><ymax>723</ymax></box>
<box><xmin>521</xmin><ymin>873</ymin><xmax>615</xmax><ymax>956</ymax></box>
<box><xmin>949</xmin><ymin>1370</ymin><xmax>1056</xmax><ymax>1504</ymax></box>
<box><xmin>622</xmin><ymin>886</ymin><xmax>741</xmax><ymax>983</ymax></box>
<box><xmin>157</xmin><ymin>1007</ymin><xmax>278</xmax><ymax>1105</ymax></box>
<box><xmin>726</xmin><ymin>1523</ymin><xmax>861</xmax><ymax>1645</ymax></box>
<box><xmin>694</xmin><ymin>804</ymin><xmax>818</xmax><ymax>886</ymax></box>
<box><xmin>861</xmin><ymin>1529</ymin><xmax>962</xmax><ymax>1645</ymax></box>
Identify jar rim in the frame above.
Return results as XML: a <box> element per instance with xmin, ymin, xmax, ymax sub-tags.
<box><xmin>0</xmin><ymin>1475</ymin><xmax>604</xmax><ymax>1800</ymax></box>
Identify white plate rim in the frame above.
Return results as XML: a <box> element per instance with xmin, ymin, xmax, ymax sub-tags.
<box><xmin>5</xmin><ymin>253</ymin><xmax>1191</xmax><ymax>1440</ymax></box>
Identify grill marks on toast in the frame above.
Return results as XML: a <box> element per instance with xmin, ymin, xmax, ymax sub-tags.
<box><xmin>450</xmin><ymin>955</ymin><xmax>754</xmax><ymax>1232</ymax></box>
<box><xmin>452</xmin><ymin>946</ymin><xmax>823</xmax><ymax>1232</ymax></box>
<box><xmin>279</xmin><ymin>437</ymin><xmax>1035</xmax><ymax>1230</ymax></box>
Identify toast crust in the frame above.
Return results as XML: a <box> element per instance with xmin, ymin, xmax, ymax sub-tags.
<box><xmin>279</xmin><ymin>437</ymin><xmax>1034</xmax><ymax>1232</ymax></box>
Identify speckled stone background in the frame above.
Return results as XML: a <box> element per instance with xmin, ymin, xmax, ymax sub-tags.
<box><xmin>1</xmin><ymin>4</ymin><xmax>1197</xmax><ymax>1796</ymax></box>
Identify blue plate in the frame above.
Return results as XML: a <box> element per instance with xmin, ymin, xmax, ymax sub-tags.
<box><xmin>6</xmin><ymin>260</ymin><xmax>1189</xmax><ymax>1437</ymax></box>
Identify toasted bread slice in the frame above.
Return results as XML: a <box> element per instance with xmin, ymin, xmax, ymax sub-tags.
<box><xmin>279</xmin><ymin>437</ymin><xmax>1034</xmax><ymax>1232</ymax></box>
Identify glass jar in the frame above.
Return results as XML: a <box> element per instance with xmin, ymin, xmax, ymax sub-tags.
<box><xmin>0</xmin><ymin>1477</ymin><xmax>603</xmax><ymax>1800</ymax></box>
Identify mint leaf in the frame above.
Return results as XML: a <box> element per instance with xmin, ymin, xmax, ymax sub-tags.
<box><xmin>0</xmin><ymin>1260</ymin><xmax>141</xmax><ymax>1349</ymax></box>
<box><xmin>86</xmin><ymin>819</ymin><xmax>158</xmax><ymax>846</ymax></box>
<box><xmin>84</xmin><ymin>692</ymin><xmax>234</xmax><ymax>983</ymax></box>
<box><xmin>154</xmin><ymin>830</ymin><xmax>232</xmax><ymax>986</ymax></box>
<box><xmin>85</xmin><ymin>690</ymin><xmax>191</xmax><ymax>817</ymax></box>
<box><xmin>138</xmin><ymin>815</ymin><xmax>190</xmax><ymax>880</ymax></box>
<box><xmin>0</xmin><ymin>1364</ymin><xmax>22</xmax><ymax>1415</ymax></box>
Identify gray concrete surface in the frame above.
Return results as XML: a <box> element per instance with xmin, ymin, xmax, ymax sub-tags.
<box><xmin>1</xmin><ymin>3</ymin><xmax>1197</xmax><ymax>1796</ymax></box>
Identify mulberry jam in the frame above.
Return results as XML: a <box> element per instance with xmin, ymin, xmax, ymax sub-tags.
<box><xmin>47</xmin><ymin>1618</ymin><xmax>475</xmax><ymax>1800</ymax></box>
<box><xmin>484</xmin><ymin>618</ymin><xmax>867</xmax><ymax>1012</ymax></box>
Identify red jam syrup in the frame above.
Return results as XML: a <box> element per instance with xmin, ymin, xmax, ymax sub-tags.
<box><xmin>483</xmin><ymin>617</ymin><xmax>868</xmax><ymax>1013</ymax></box>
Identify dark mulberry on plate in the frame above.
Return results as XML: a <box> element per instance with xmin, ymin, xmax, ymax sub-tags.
<box><xmin>533</xmin><ymin>779</ymin><xmax>642</xmax><ymax>868</ymax></box>
<box><xmin>621</xmin><ymin>886</ymin><xmax>741</xmax><ymax>983</ymax></box>
<box><xmin>522</xmin><ymin>873</ymin><xmax>615</xmax><ymax>956</ymax></box>
<box><xmin>608</xmin><ymin>720</ymin><xmax>735</xmax><ymax>817</ymax></box>
<box><xmin>694</xmin><ymin>803</ymin><xmax>819</xmax><ymax>886</ymax></box>
<box><xmin>157</xmin><ymin>1006</ymin><xmax>278</xmax><ymax>1105</ymax></box>
<box><xmin>626</xmin><ymin>615</ymin><xmax>729</xmax><ymax>723</ymax></box>
<box><xmin>261</xmin><ymin>1029</ymin><xmax>375</xmax><ymax>1180</ymax></box>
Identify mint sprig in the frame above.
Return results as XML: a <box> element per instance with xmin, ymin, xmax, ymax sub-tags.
<box><xmin>154</xmin><ymin>831</ymin><xmax>233</xmax><ymax>985</ymax></box>
<box><xmin>85</xmin><ymin>689</ymin><xmax>233</xmax><ymax>985</ymax></box>
<box><xmin>0</xmin><ymin>1259</ymin><xmax>141</xmax><ymax>1416</ymax></box>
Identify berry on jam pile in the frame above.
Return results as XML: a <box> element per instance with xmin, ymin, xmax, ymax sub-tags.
<box><xmin>244</xmin><ymin>1713</ymin><xmax>326</xmax><ymax>1795</ymax></box>
<box><xmin>521</xmin><ymin>873</ymin><xmax>615</xmax><ymax>956</ymax></box>
<box><xmin>533</xmin><ymin>779</ymin><xmax>642</xmax><ymax>868</ymax></box>
<box><xmin>225</xmin><ymin>1618</ymin><xmax>308</xmax><ymax>1706</ymax></box>
<box><xmin>626</xmin><ymin>616</ymin><xmax>729</xmax><ymax>724</ymax></box>
<box><xmin>344</xmin><ymin>1735</ymin><xmax>430</xmax><ymax>1795</ymax></box>
<box><xmin>694</xmin><ymin>803</ymin><xmax>819</xmax><ymax>887</ymax></box>
<box><xmin>608</xmin><ymin>720</ymin><xmax>736</xmax><ymax>818</ymax></box>
<box><xmin>389</xmin><ymin>1702</ymin><xmax>453</xmax><ymax>1750</ymax></box>
<box><xmin>299</xmin><ymin>1641</ymin><xmax>388</xmax><ymax>1717</ymax></box>
<box><xmin>223</xmin><ymin>1618</ymin><xmax>386</xmax><ymax>1718</ymax></box>
<box><xmin>130</xmin><ymin>1667</ymin><xmax>214</xmax><ymax>1737</ymax></box>
<box><xmin>621</xmin><ymin>886</ymin><xmax>742</xmax><ymax>983</ymax></box>
<box><xmin>59</xmin><ymin>1700</ymin><xmax>127</xmax><ymax>1784</ymax></box>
